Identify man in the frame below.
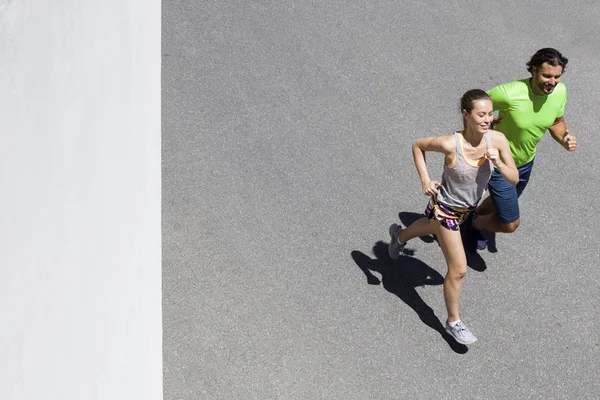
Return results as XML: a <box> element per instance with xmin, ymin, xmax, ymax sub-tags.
<box><xmin>468</xmin><ymin>48</ymin><xmax>577</xmax><ymax>249</ymax></box>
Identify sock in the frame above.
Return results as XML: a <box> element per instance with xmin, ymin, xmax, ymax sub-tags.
<box><xmin>447</xmin><ymin>319</ymin><xmax>460</xmax><ymax>328</ymax></box>
<box><xmin>397</xmin><ymin>228</ymin><xmax>406</xmax><ymax>244</ymax></box>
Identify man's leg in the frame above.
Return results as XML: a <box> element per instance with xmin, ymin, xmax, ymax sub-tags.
<box><xmin>474</xmin><ymin>209</ymin><xmax>520</xmax><ymax>233</ymax></box>
<box><xmin>474</xmin><ymin>196</ymin><xmax>495</xmax><ymax>216</ymax></box>
<box><xmin>473</xmin><ymin>169</ymin><xmax>520</xmax><ymax>233</ymax></box>
<box><xmin>474</xmin><ymin>160</ymin><xmax>534</xmax><ymax>233</ymax></box>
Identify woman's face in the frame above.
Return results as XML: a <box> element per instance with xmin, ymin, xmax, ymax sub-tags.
<box><xmin>463</xmin><ymin>99</ymin><xmax>493</xmax><ymax>134</ymax></box>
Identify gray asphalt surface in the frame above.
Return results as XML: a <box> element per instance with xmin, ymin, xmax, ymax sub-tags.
<box><xmin>163</xmin><ymin>1</ymin><xmax>600</xmax><ymax>399</ymax></box>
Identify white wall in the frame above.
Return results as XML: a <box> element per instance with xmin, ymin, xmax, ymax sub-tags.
<box><xmin>0</xmin><ymin>1</ymin><xmax>161</xmax><ymax>399</ymax></box>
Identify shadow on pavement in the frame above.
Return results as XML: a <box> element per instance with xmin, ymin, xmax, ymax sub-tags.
<box><xmin>351</xmin><ymin>241</ymin><xmax>469</xmax><ymax>354</ymax></box>
<box><xmin>482</xmin><ymin>229</ymin><xmax>498</xmax><ymax>253</ymax></box>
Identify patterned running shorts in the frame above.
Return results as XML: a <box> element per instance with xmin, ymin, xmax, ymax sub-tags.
<box><xmin>424</xmin><ymin>197</ymin><xmax>476</xmax><ymax>231</ymax></box>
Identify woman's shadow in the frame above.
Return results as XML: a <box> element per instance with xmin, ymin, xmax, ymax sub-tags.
<box><xmin>351</xmin><ymin>241</ymin><xmax>468</xmax><ymax>353</ymax></box>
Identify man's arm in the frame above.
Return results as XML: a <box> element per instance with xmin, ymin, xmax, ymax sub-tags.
<box><xmin>548</xmin><ymin>117</ymin><xmax>576</xmax><ymax>151</ymax></box>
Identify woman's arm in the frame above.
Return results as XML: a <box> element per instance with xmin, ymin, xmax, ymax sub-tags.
<box><xmin>412</xmin><ymin>135</ymin><xmax>454</xmax><ymax>196</ymax></box>
<box><xmin>487</xmin><ymin>131</ymin><xmax>519</xmax><ymax>185</ymax></box>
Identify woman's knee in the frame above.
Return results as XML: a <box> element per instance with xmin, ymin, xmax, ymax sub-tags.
<box><xmin>446</xmin><ymin>266</ymin><xmax>467</xmax><ymax>280</ymax></box>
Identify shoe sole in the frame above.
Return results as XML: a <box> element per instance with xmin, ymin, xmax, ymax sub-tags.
<box><xmin>445</xmin><ymin>327</ymin><xmax>478</xmax><ymax>345</ymax></box>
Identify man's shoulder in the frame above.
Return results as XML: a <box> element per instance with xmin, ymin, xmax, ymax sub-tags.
<box><xmin>488</xmin><ymin>79</ymin><xmax>529</xmax><ymax>95</ymax></box>
<box><xmin>551</xmin><ymin>82</ymin><xmax>567</xmax><ymax>98</ymax></box>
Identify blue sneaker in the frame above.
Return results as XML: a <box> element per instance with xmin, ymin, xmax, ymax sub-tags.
<box><xmin>476</xmin><ymin>238</ymin><xmax>487</xmax><ymax>250</ymax></box>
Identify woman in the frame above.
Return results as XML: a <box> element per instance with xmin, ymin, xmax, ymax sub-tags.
<box><xmin>388</xmin><ymin>89</ymin><xmax>518</xmax><ymax>345</ymax></box>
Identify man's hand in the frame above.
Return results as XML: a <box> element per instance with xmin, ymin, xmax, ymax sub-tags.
<box><xmin>562</xmin><ymin>130</ymin><xmax>577</xmax><ymax>151</ymax></box>
<box><xmin>422</xmin><ymin>179</ymin><xmax>441</xmax><ymax>196</ymax></box>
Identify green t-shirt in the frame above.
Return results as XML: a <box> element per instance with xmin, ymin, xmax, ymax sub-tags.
<box><xmin>487</xmin><ymin>79</ymin><xmax>567</xmax><ymax>167</ymax></box>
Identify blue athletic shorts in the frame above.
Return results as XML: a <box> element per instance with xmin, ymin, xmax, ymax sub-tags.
<box><xmin>487</xmin><ymin>159</ymin><xmax>534</xmax><ymax>224</ymax></box>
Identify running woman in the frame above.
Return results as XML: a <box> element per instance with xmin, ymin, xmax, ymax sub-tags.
<box><xmin>388</xmin><ymin>89</ymin><xmax>518</xmax><ymax>345</ymax></box>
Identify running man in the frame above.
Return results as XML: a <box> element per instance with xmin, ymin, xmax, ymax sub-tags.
<box><xmin>469</xmin><ymin>48</ymin><xmax>576</xmax><ymax>249</ymax></box>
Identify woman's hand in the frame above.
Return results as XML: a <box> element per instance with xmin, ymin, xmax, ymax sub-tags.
<box><xmin>422</xmin><ymin>179</ymin><xmax>441</xmax><ymax>196</ymax></box>
<box><xmin>485</xmin><ymin>148</ymin><xmax>501</xmax><ymax>166</ymax></box>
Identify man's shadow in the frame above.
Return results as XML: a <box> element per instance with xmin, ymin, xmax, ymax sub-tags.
<box><xmin>480</xmin><ymin>229</ymin><xmax>498</xmax><ymax>253</ymax></box>
<box><xmin>351</xmin><ymin>241</ymin><xmax>469</xmax><ymax>353</ymax></box>
<box><xmin>398</xmin><ymin>211</ymin><xmax>488</xmax><ymax>271</ymax></box>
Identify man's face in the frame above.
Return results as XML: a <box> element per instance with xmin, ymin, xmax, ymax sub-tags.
<box><xmin>531</xmin><ymin>62</ymin><xmax>563</xmax><ymax>95</ymax></box>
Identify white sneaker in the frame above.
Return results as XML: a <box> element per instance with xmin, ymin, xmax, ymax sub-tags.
<box><xmin>388</xmin><ymin>224</ymin><xmax>406</xmax><ymax>260</ymax></box>
<box><xmin>445</xmin><ymin>320</ymin><xmax>478</xmax><ymax>345</ymax></box>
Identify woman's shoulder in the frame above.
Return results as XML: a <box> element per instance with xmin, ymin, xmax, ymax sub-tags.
<box><xmin>439</xmin><ymin>132</ymin><xmax>459</xmax><ymax>151</ymax></box>
<box><xmin>442</xmin><ymin>131</ymin><xmax>460</xmax><ymax>138</ymax></box>
<box><xmin>487</xmin><ymin>129</ymin><xmax>505</xmax><ymax>137</ymax></box>
<box><xmin>487</xmin><ymin>129</ymin><xmax>508</xmax><ymax>144</ymax></box>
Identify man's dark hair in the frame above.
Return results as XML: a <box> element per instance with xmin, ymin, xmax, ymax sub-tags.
<box><xmin>526</xmin><ymin>48</ymin><xmax>568</xmax><ymax>74</ymax></box>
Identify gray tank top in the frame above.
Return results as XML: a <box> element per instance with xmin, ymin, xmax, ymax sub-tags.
<box><xmin>436</xmin><ymin>131</ymin><xmax>494</xmax><ymax>208</ymax></box>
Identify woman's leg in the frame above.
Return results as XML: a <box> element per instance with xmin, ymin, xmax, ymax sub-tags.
<box><xmin>436</xmin><ymin>224</ymin><xmax>478</xmax><ymax>344</ymax></box>
<box><xmin>398</xmin><ymin>217</ymin><xmax>438</xmax><ymax>243</ymax></box>
<box><xmin>389</xmin><ymin>216</ymin><xmax>439</xmax><ymax>259</ymax></box>
<box><xmin>434</xmin><ymin>223</ymin><xmax>467</xmax><ymax>322</ymax></box>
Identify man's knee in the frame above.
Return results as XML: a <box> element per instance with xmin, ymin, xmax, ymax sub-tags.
<box><xmin>501</xmin><ymin>219</ymin><xmax>520</xmax><ymax>233</ymax></box>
